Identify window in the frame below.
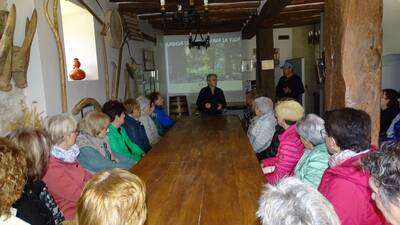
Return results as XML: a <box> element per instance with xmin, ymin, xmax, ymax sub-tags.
<box><xmin>60</xmin><ymin>0</ymin><xmax>99</xmax><ymax>81</ymax></box>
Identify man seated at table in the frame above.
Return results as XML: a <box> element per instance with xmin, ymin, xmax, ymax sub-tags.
<box><xmin>196</xmin><ymin>73</ymin><xmax>227</xmax><ymax>115</ymax></box>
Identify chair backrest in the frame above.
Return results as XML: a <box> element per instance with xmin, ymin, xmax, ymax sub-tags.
<box><xmin>169</xmin><ymin>95</ymin><xmax>189</xmax><ymax>118</ymax></box>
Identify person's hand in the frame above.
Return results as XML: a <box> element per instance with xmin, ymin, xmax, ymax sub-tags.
<box><xmin>205</xmin><ymin>103</ymin><xmax>211</xmax><ymax>109</ymax></box>
<box><xmin>217</xmin><ymin>104</ymin><xmax>223</xmax><ymax>110</ymax></box>
<box><xmin>283</xmin><ymin>87</ymin><xmax>291</xmax><ymax>94</ymax></box>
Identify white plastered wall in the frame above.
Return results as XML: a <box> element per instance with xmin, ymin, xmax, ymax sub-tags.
<box><xmin>0</xmin><ymin>0</ymin><xmax>159</xmax><ymax>135</ymax></box>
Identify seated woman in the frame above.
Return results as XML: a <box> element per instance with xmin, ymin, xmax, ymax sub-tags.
<box><xmin>318</xmin><ymin>108</ymin><xmax>386</xmax><ymax>225</ymax></box>
<box><xmin>384</xmin><ymin>114</ymin><xmax>400</xmax><ymax>144</ymax></box>
<box><xmin>0</xmin><ymin>137</ymin><xmax>30</xmax><ymax>225</ymax></box>
<box><xmin>261</xmin><ymin>100</ymin><xmax>305</xmax><ymax>185</ymax></box>
<box><xmin>148</xmin><ymin>92</ymin><xmax>175</xmax><ymax>132</ymax></box>
<box><xmin>243</xmin><ymin>89</ymin><xmax>265</xmax><ymax>130</ymax></box>
<box><xmin>124</xmin><ymin>99</ymin><xmax>152</xmax><ymax>153</ymax></box>
<box><xmin>294</xmin><ymin>114</ymin><xmax>330</xmax><ymax>188</ymax></box>
<box><xmin>257</xmin><ymin>177</ymin><xmax>340</xmax><ymax>225</ymax></box>
<box><xmin>76</xmin><ymin>111</ymin><xmax>136</xmax><ymax>173</ymax></box>
<box><xmin>102</xmin><ymin>100</ymin><xmax>145</xmax><ymax>161</ymax></box>
<box><xmin>77</xmin><ymin>169</ymin><xmax>147</xmax><ymax>225</ymax></box>
<box><xmin>381</xmin><ymin>89</ymin><xmax>399</xmax><ymax>137</ymax></box>
<box><xmin>9</xmin><ymin>129</ymin><xmax>64</xmax><ymax>225</ymax></box>
<box><xmin>136</xmin><ymin>96</ymin><xmax>160</xmax><ymax>145</ymax></box>
<box><xmin>362</xmin><ymin>142</ymin><xmax>400</xmax><ymax>225</ymax></box>
<box><xmin>247</xmin><ymin>97</ymin><xmax>276</xmax><ymax>154</ymax></box>
<box><xmin>42</xmin><ymin>114</ymin><xmax>92</xmax><ymax>220</ymax></box>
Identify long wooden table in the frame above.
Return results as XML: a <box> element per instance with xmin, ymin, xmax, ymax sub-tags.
<box><xmin>131</xmin><ymin>116</ymin><xmax>264</xmax><ymax>225</ymax></box>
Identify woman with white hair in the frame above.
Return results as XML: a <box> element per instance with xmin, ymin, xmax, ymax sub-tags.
<box><xmin>294</xmin><ymin>114</ymin><xmax>330</xmax><ymax>188</ymax></box>
<box><xmin>42</xmin><ymin>114</ymin><xmax>92</xmax><ymax>220</ymax></box>
<box><xmin>247</xmin><ymin>97</ymin><xmax>276</xmax><ymax>153</ymax></box>
<box><xmin>136</xmin><ymin>96</ymin><xmax>160</xmax><ymax>145</ymax></box>
<box><xmin>257</xmin><ymin>177</ymin><xmax>340</xmax><ymax>225</ymax></box>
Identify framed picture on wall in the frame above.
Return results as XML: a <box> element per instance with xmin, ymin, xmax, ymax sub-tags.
<box><xmin>241</xmin><ymin>59</ymin><xmax>254</xmax><ymax>72</ymax></box>
<box><xmin>143</xmin><ymin>49</ymin><xmax>155</xmax><ymax>71</ymax></box>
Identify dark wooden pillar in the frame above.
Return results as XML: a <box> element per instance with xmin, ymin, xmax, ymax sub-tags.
<box><xmin>324</xmin><ymin>0</ymin><xmax>383</xmax><ymax>144</ymax></box>
<box><xmin>256</xmin><ymin>28</ymin><xmax>275</xmax><ymax>100</ymax></box>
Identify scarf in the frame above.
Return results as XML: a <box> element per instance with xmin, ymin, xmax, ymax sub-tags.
<box><xmin>76</xmin><ymin>133</ymin><xmax>116</xmax><ymax>160</ymax></box>
<box><xmin>50</xmin><ymin>145</ymin><xmax>80</xmax><ymax>163</ymax></box>
<box><xmin>328</xmin><ymin>149</ymin><xmax>369</xmax><ymax>168</ymax></box>
<box><xmin>139</xmin><ymin>115</ymin><xmax>160</xmax><ymax>144</ymax></box>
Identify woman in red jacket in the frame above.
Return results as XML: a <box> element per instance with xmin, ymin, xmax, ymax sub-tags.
<box><xmin>261</xmin><ymin>100</ymin><xmax>305</xmax><ymax>185</ymax></box>
<box><xmin>318</xmin><ymin>108</ymin><xmax>386</xmax><ymax>225</ymax></box>
<box><xmin>42</xmin><ymin>114</ymin><xmax>92</xmax><ymax>220</ymax></box>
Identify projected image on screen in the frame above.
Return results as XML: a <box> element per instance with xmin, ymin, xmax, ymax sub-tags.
<box><xmin>166</xmin><ymin>33</ymin><xmax>243</xmax><ymax>93</ymax></box>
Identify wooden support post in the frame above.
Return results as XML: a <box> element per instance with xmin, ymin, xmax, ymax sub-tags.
<box><xmin>256</xmin><ymin>28</ymin><xmax>275</xmax><ymax>100</ymax></box>
<box><xmin>324</xmin><ymin>0</ymin><xmax>383</xmax><ymax>144</ymax></box>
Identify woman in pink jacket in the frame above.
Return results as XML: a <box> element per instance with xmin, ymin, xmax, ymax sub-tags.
<box><xmin>262</xmin><ymin>100</ymin><xmax>305</xmax><ymax>185</ymax></box>
<box><xmin>318</xmin><ymin>108</ymin><xmax>386</xmax><ymax>225</ymax></box>
<box><xmin>42</xmin><ymin>114</ymin><xmax>92</xmax><ymax>220</ymax></box>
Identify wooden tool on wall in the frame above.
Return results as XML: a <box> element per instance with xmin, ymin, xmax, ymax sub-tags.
<box><xmin>0</xmin><ymin>6</ymin><xmax>16</xmax><ymax>92</ymax></box>
<box><xmin>112</xmin><ymin>34</ymin><xmax>128</xmax><ymax>100</ymax></box>
<box><xmin>0</xmin><ymin>5</ymin><xmax>37</xmax><ymax>92</ymax></box>
<box><xmin>44</xmin><ymin>0</ymin><xmax>67</xmax><ymax>112</ymax></box>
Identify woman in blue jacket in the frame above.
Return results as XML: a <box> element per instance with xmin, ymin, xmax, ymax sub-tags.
<box><xmin>149</xmin><ymin>92</ymin><xmax>175</xmax><ymax>131</ymax></box>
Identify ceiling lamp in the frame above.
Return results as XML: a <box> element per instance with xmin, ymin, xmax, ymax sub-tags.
<box><xmin>160</xmin><ymin>0</ymin><xmax>210</xmax><ymax>50</ymax></box>
<box><xmin>189</xmin><ymin>32</ymin><xmax>210</xmax><ymax>49</ymax></box>
<box><xmin>159</xmin><ymin>0</ymin><xmax>209</xmax><ymax>28</ymax></box>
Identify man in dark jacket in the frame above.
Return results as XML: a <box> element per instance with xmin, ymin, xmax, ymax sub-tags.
<box><xmin>276</xmin><ymin>62</ymin><xmax>305</xmax><ymax>103</ymax></box>
<box><xmin>196</xmin><ymin>73</ymin><xmax>227</xmax><ymax>115</ymax></box>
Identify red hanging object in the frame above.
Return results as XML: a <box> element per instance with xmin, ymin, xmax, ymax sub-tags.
<box><xmin>69</xmin><ymin>58</ymin><xmax>86</xmax><ymax>80</ymax></box>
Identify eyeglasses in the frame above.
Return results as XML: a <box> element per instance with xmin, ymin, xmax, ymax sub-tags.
<box><xmin>320</xmin><ymin>128</ymin><xmax>327</xmax><ymax>138</ymax></box>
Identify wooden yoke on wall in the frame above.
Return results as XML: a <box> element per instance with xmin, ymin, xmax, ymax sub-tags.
<box><xmin>324</xmin><ymin>0</ymin><xmax>383</xmax><ymax>144</ymax></box>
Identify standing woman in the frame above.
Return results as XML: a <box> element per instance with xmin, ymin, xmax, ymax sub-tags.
<box><xmin>9</xmin><ymin>129</ymin><xmax>64</xmax><ymax>225</ymax></box>
<box><xmin>381</xmin><ymin>89</ymin><xmax>399</xmax><ymax>136</ymax></box>
<box><xmin>42</xmin><ymin>114</ymin><xmax>92</xmax><ymax>220</ymax></box>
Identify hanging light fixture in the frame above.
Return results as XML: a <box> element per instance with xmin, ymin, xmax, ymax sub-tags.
<box><xmin>160</xmin><ymin>0</ymin><xmax>210</xmax><ymax>50</ymax></box>
<box><xmin>160</xmin><ymin>0</ymin><xmax>165</xmax><ymax>12</ymax></box>
<box><xmin>204</xmin><ymin>0</ymin><xmax>209</xmax><ymax>11</ymax></box>
<box><xmin>189</xmin><ymin>32</ymin><xmax>210</xmax><ymax>50</ymax></box>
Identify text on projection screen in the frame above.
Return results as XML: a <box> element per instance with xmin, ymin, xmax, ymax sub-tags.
<box><xmin>166</xmin><ymin>34</ymin><xmax>243</xmax><ymax>94</ymax></box>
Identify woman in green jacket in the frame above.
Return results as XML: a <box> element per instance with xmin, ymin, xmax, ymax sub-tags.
<box><xmin>102</xmin><ymin>100</ymin><xmax>145</xmax><ymax>161</ymax></box>
<box><xmin>294</xmin><ymin>114</ymin><xmax>330</xmax><ymax>188</ymax></box>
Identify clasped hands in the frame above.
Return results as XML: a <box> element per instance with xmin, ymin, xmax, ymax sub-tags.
<box><xmin>205</xmin><ymin>103</ymin><xmax>223</xmax><ymax>110</ymax></box>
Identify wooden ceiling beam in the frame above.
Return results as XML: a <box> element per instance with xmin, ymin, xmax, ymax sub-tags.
<box><xmin>111</xmin><ymin>0</ymin><xmax>257</xmax><ymax>3</ymax></box>
<box><xmin>146</xmin><ymin>14</ymin><xmax>250</xmax><ymax>23</ymax></box>
<box><xmin>290</xmin><ymin>0</ymin><xmax>324</xmax><ymax>4</ymax></box>
<box><xmin>242</xmin><ymin>0</ymin><xmax>291</xmax><ymax>39</ymax></box>
<box><xmin>118</xmin><ymin>2</ymin><xmax>259</xmax><ymax>15</ymax></box>
<box><xmin>260</xmin><ymin>16</ymin><xmax>321</xmax><ymax>28</ymax></box>
<box><xmin>135</xmin><ymin>8</ymin><xmax>256</xmax><ymax>20</ymax></box>
<box><xmin>151</xmin><ymin>20</ymin><xmax>245</xmax><ymax>29</ymax></box>
<box><xmin>163</xmin><ymin>26</ymin><xmax>242</xmax><ymax>35</ymax></box>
